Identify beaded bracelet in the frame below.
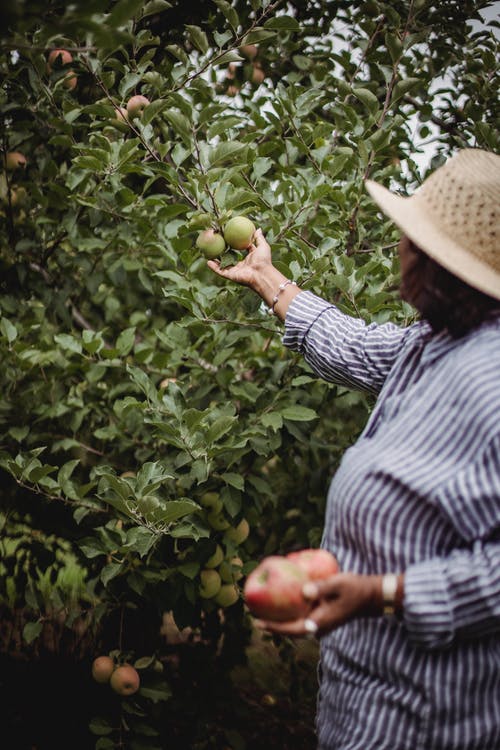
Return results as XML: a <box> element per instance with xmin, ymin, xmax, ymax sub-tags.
<box><xmin>267</xmin><ymin>280</ymin><xmax>297</xmax><ymax>316</ymax></box>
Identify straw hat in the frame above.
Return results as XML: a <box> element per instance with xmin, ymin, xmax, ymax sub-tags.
<box><xmin>365</xmin><ymin>148</ymin><xmax>500</xmax><ymax>300</ymax></box>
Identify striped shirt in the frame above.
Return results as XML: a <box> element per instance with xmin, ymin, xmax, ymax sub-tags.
<box><xmin>283</xmin><ymin>291</ymin><xmax>500</xmax><ymax>750</ymax></box>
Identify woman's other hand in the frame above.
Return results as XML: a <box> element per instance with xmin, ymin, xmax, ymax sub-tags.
<box><xmin>255</xmin><ymin>572</ymin><xmax>402</xmax><ymax>638</ymax></box>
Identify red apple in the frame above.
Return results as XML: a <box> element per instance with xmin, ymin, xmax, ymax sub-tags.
<box><xmin>110</xmin><ymin>664</ymin><xmax>140</xmax><ymax>696</ymax></box>
<box><xmin>243</xmin><ymin>556</ymin><xmax>310</xmax><ymax>622</ymax></box>
<box><xmin>47</xmin><ymin>48</ymin><xmax>73</xmax><ymax>71</ymax></box>
<box><xmin>92</xmin><ymin>655</ymin><xmax>115</xmax><ymax>683</ymax></box>
<box><xmin>62</xmin><ymin>71</ymin><xmax>77</xmax><ymax>90</ymax></box>
<box><xmin>4</xmin><ymin>152</ymin><xmax>27</xmax><ymax>171</ymax></box>
<box><xmin>286</xmin><ymin>548</ymin><xmax>339</xmax><ymax>581</ymax></box>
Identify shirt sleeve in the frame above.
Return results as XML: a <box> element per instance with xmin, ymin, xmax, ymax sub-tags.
<box><xmin>403</xmin><ymin>432</ymin><xmax>500</xmax><ymax>649</ymax></box>
<box><xmin>282</xmin><ymin>290</ymin><xmax>411</xmax><ymax>395</ymax></box>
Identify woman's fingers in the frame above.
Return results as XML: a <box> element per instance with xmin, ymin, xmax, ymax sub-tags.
<box><xmin>254</xmin><ymin>617</ymin><xmax>318</xmax><ymax>638</ymax></box>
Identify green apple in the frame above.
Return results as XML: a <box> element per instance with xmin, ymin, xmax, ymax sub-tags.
<box><xmin>92</xmin><ymin>655</ymin><xmax>115</xmax><ymax>683</ymax></box>
<box><xmin>205</xmin><ymin>544</ymin><xmax>224</xmax><ymax>569</ymax></box>
<box><xmin>200</xmin><ymin>491</ymin><xmax>223</xmax><ymax>514</ymax></box>
<box><xmin>111</xmin><ymin>106</ymin><xmax>129</xmax><ymax>129</ymax></box>
<box><xmin>199</xmin><ymin>568</ymin><xmax>222</xmax><ymax>598</ymax></box>
<box><xmin>207</xmin><ymin>511</ymin><xmax>231</xmax><ymax>531</ymax></box>
<box><xmin>225</xmin><ymin>518</ymin><xmax>250</xmax><ymax>544</ymax></box>
<box><xmin>196</xmin><ymin>229</ymin><xmax>226</xmax><ymax>259</ymax></box>
<box><xmin>239</xmin><ymin>44</ymin><xmax>258</xmax><ymax>60</ymax></box>
<box><xmin>10</xmin><ymin>186</ymin><xmax>28</xmax><ymax>208</ymax></box>
<box><xmin>215</xmin><ymin>583</ymin><xmax>239</xmax><ymax>607</ymax></box>
<box><xmin>126</xmin><ymin>94</ymin><xmax>150</xmax><ymax>119</ymax></box>
<box><xmin>110</xmin><ymin>664</ymin><xmax>140</xmax><ymax>696</ymax></box>
<box><xmin>219</xmin><ymin>557</ymin><xmax>243</xmax><ymax>583</ymax></box>
<box><xmin>223</xmin><ymin>216</ymin><xmax>256</xmax><ymax>250</ymax></box>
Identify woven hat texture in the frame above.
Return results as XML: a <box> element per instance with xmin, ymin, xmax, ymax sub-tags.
<box><xmin>366</xmin><ymin>148</ymin><xmax>500</xmax><ymax>300</ymax></box>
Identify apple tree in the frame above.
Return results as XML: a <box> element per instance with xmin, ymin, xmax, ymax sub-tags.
<box><xmin>0</xmin><ymin>0</ymin><xmax>498</xmax><ymax>745</ymax></box>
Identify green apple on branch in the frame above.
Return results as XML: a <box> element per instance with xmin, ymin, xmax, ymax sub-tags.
<box><xmin>199</xmin><ymin>568</ymin><xmax>222</xmax><ymax>598</ymax></box>
<box><xmin>196</xmin><ymin>229</ymin><xmax>226</xmax><ymax>259</ymax></box>
<box><xmin>223</xmin><ymin>216</ymin><xmax>256</xmax><ymax>250</ymax></box>
<box><xmin>126</xmin><ymin>94</ymin><xmax>150</xmax><ymax>119</ymax></box>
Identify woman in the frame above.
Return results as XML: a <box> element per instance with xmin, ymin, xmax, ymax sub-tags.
<box><xmin>208</xmin><ymin>148</ymin><xmax>500</xmax><ymax>750</ymax></box>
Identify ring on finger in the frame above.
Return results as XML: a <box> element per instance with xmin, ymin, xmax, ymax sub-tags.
<box><xmin>304</xmin><ymin>618</ymin><xmax>319</xmax><ymax>637</ymax></box>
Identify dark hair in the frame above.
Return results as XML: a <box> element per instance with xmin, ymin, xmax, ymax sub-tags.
<box><xmin>400</xmin><ymin>239</ymin><xmax>500</xmax><ymax>338</ymax></box>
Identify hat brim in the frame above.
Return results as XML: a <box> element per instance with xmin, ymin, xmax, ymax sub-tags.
<box><xmin>365</xmin><ymin>179</ymin><xmax>500</xmax><ymax>301</ymax></box>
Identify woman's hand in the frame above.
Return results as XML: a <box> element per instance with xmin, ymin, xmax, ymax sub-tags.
<box><xmin>207</xmin><ymin>227</ymin><xmax>272</xmax><ymax>290</ymax></box>
<box><xmin>255</xmin><ymin>573</ymin><xmax>387</xmax><ymax>639</ymax></box>
<box><xmin>207</xmin><ymin>226</ymin><xmax>302</xmax><ymax>321</ymax></box>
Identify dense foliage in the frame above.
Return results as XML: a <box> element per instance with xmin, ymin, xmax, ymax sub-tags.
<box><xmin>0</xmin><ymin>1</ymin><xmax>498</xmax><ymax>746</ymax></box>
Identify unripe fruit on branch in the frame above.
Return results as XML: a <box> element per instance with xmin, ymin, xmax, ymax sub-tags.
<box><xmin>239</xmin><ymin>44</ymin><xmax>258</xmax><ymax>60</ymax></box>
<box><xmin>196</xmin><ymin>229</ymin><xmax>226</xmax><ymax>259</ymax></box>
<box><xmin>9</xmin><ymin>186</ymin><xmax>28</xmax><ymax>208</ymax></box>
<box><xmin>205</xmin><ymin>544</ymin><xmax>224</xmax><ymax>569</ymax></box>
<box><xmin>223</xmin><ymin>216</ymin><xmax>256</xmax><ymax>250</ymax></box>
<box><xmin>92</xmin><ymin>655</ymin><xmax>115</xmax><ymax>684</ymax></box>
<box><xmin>199</xmin><ymin>568</ymin><xmax>222</xmax><ymax>598</ymax></box>
<box><xmin>207</xmin><ymin>511</ymin><xmax>231</xmax><ymax>531</ymax></box>
<box><xmin>112</xmin><ymin>106</ymin><xmax>129</xmax><ymax>125</ymax></box>
<box><xmin>126</xmin><ymin>95</ymin><xmax>150</xmax><ymax>119</ymax></box>
<box><xmin>110</xmin><ymin>664</ymin><xmax>140</xmax><ymax>696</ymax></box>
<box><xmin>200</xmin><ymin>491</ymin><xmax>223</xmax><ymax>513</ymax></box>
<box><xmin>215</xmin><ymin>583</ymin><xmax>239</xmax><ymax>607</ymax></box>
<box><xmin>219</xmin><ymin>557</ymin><xmax>244</xmax><ymax>583</ymax></box>
<box><xmin>225</xmin><ymin>518</ymin><xmax>250</xmax><ymax>544</ymax></box>
<box><xmin>4</xmin><ymin>152</ymin><xmax>27</xmax><ymax>171</ymax></box>
<box><xmin>251</xmin><ymin>63</ymin><xmax>265</xmax><ymax>85</ymax></box>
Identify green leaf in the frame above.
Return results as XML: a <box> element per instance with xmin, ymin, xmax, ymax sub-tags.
<box><xmin>9</xmin><ymin>426</ymin><xmax>29</xmax><ymax>441</ymax></box>
<box><xmin>151</xmin><ymin>499</ymin><xmax>200</xmax><ymax>525</ymax></box>
<box><xmin>206</xmin><ymin>416</ymin><xmax>238</xmax><ymax>444</ymax></box>
<box><xmin>142</xmin><ymin>99</ymin><xmax>170</xmax><ymax>126</ymax></box>
<box><xmin>352</xmin><ymin>87</ymin><xmax>379</xmax><ymax>114</ymax></box>
<box><xmin>240</xmin><ymin>29</ymin><xmax>277</xmax><ymax>45</ymax></box>
<box><xmin>101</xmin><ymin>562</ymin><xmax>123</xmax><ymax>586</ymax></box>
<box><xmin>391</xmin><ymin>77</ymin><xmax>420</xmax><ymax>102</ymax></box>
<box><xmin>213</xmin><ymin>0</ymin><xmax>239</xmax><ymax>30</ymax></box>
<box><xmin>185</xmin><ymin>25</ymin><xmax>209</xmax><ymax>54</ymax></box>
<box><xmin>89</xmin><ymin>717</ymin><xmax>114</xmax><ymax>737</ymax></box>
<box><xmin>0</xmin><ymin>317</ymin><xmax>17</xmax><ymax>343</ymax></box>
<box><xmin>127</xmin><ymin>365</ymin><xmax>158</xmax><ymax>403</ymax></box>
<box><xmin>54</xmin><ymin>333</ymin><xmax>82</xmax><ymax>355</ymax></box>
<box><xmin>208</xmin><ymin>141</ymin><xmax>247</xmax><ymax>167</ymax></box>
<box><xmin>264</xmin><ymin>15</ymin><xmax>301</xmax><ymax>31</ymax></box>
<box><xmin>116</xmin><ymin>326</ymin><xmax>136</xmax><ymax>356</ymax></box>
<box><xmin>23</xmin><ymin>621</ymin><xmax>43</xmax><ymax>644</ymax></box>
<box><xmin>139</xmin><ymin>680</ymin><xmax>172</xmax><ymax>702</ymax></box>
<box><xmin>261</xmin><ymin>412</ymin><xmax>283</xmax><ymax>431</ymax></box>
<box><xmin>140</xmin><ymin>0</ymin><xmax>172</xmax><ymax>19</ymax></box>
<box><xmin>163</xmin><ymin>110</ymin><xmax>192</xmax><ymax>142</ymax></box>
<box><xmin>222</xmin><ymin>472</ymin><xmax>244</xmax><ymax>490</ymax></box>
<box><xmin>108</xmin><ymin>0</ymin><xmax>144</xmax><ymax>26</ymax></box>
<box><xmin>280</xmin><ymin>405</ymin><xmax>318</xmax><ymax>422</ymax></box>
